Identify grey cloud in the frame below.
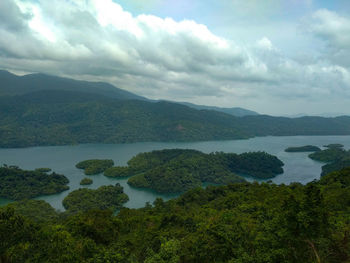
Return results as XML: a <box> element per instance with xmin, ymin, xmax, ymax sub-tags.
<box><xmin>0</xmin><ymin>1</ymin><xmax>349</xmax><ymax>115</ymax></box>
<box><xmin>0</xmin><ymin>0</ymin><xmax>31</xmax><ymax>31</ymax></box>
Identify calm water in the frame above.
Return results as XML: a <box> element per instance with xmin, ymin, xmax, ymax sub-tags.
<box><xmin>1</xmin><ymin>135</ymin><xmax>349</xmax><ymax>211</ymax></box>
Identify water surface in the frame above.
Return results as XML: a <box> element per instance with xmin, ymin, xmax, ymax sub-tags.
<box><xmin>1</xmin><ymin>135</ymin><xmax>349</xmax><ymax>211</ymax></box>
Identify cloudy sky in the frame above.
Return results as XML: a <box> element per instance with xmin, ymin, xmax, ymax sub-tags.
<box><xmin>1</xmin><ymin>0</ymin><xmax>350</xmax><ymax>115</ymax></box>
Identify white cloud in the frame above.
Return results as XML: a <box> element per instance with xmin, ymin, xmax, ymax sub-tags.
<box><xmin>0</xmin><ymin>1</ymin><xmax>349</xmax><ymax>115</ymax></box>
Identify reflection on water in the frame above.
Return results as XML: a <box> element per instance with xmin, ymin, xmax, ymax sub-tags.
<box><xmin>1</xmin><ymin>135</ymin><xmax>349</xmax><ymax>210</ymax></box>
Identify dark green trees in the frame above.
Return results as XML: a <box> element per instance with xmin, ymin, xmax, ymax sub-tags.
<box><xmin>0</xmin><ymin>165</ymin><xmax>69</xmax><ymax>200</ymax></box>
<box><xmin>126</xmin><ymin>149</ymin><xmax>283</xmax><ymax>193</ymax></box>
<box><xmin>76</xmin><ymin>159</ymin><xmax>114</xmax><ymax>175</ymax></box>
<box><xmin>62</xmin><ymin>184</ymin><xmax>129</xmax><ymax>213</ymax></box>
<box><xmin>1</xmin><ymin>167</ymin><xmax>350</xmax><ymax>262</ymax></box>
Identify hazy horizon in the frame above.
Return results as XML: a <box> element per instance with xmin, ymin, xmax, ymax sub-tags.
<box><xmin>1</xmin><ymin>0</ymin><xmax>350</xmax><ymax>115</ymax></box>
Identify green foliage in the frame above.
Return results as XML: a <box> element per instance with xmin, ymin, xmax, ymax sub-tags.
<box><xmin>76</xmin><ymin>159</ymin><xmax>114</xmax><ymax>175</ymax></box>
<box><xmin>7</xmin><ymin>200</ymin><xmax>59</xmax><ymax>223</ymax></box>
<box><xmin>2</xmin><ymin>167</ymin><xmax>350</xmax><ymax>262</ymax></box>
<box><xmin>80</xmin><ymin>178</ymin><xmax>93</xmax><ymax>185</ymax></box>
<box><xmin>309</xmin><ymin>147</ymin><xmax>350</xmax><ymax>176</ymax></box>
<box><xmin>0</xmin><ymin>165</ymin><xmax>69</xmax><ymax>200</ymax></box>
<box><xmin>125</xmin><ymin>149</ymin><xmax>283</xmax><ymax>193</ymax></box>
<box><xmin>309</xmin><ymin>148</ymin><xmax>348</xmax><ymax>162</ymax></box>
<box><xmin>321</xmin><ymin>157</ymin><xmax>350</xmax><ymax>176</ymax></box>
<box><xmin>323</xmin><ymin>143</ymin><xmax>344</xmax><ymax>148</ymax></box>
<box><xmin>285</xmin><ymin>145</ymin><xmax>321</xmax><ymax>152</ymax></box>
<box><xmin>1</xmin><ymin>90</ymin><xmax>350</xmax><ymax>148</ymax></box>
<box><xmin>34</xmin><ymin>167</ymin><xmax>52</xmax><ymax>173</ymax></box>
<box><xmin>62</xmin><ymin>183</ymin><xmax>129</xmax><ymax>213</ymax></box>
<box><xmin>104</xmin><ymin>166</ymin><xmax>133</xmax><ymax>177</ymax></box>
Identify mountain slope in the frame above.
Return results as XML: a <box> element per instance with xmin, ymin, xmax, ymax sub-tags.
<box><xmin>1</xmin><ymin>89</ymin><xmax>350</xmax><ymax>148</ymax></box>
<box><xmin>0</xmin><ymin>70</ymin><xmax>146</xmax><ymax>100</ymax></box>
<box><xmin>0</xmin><ymin>90</ymin><xmax>250</xmax><ymax>147</ymax></box>
<box><xmin>178</xmin><ymin>101</ymin><xmax>259</xmax><ymax>117</ymax></box>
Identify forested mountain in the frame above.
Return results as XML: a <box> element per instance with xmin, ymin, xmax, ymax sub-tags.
<box><xmin>1</xmin><ymin>90</ymin><xmax>350</xmax><ymax>147</ymax></box>
<box><xmin>178</xmin><ymin>101</ymin><xmax>259</xmax><ymax>117</ymax></box>
<box><xmin>1</xmin><ymin>71</ymin><xmax>350</xmax><ymax>148</ymax></box>
<box><xmin>0</xmin><ymin>70</ymin><xmax>146</xmax><ymax>100</ymax></box>
<box><xmin>0</xmin><ymin>90</ymin><xmax>250</xmax><ymax>147</ymax></box>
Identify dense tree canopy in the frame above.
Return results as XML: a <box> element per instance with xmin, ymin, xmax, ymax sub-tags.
<box><xmin>285</xmin><ymin>145</ymin><xmax>321</xmax><ymax>152</ymax></box>
<box><xmin>62</xmin><ymin>184</ymin><xmax>129</xmax><ymax>213</ymax></box>
<box><xmin>307</xmin><ymin>146</ymin><xmax>350</xmax><ymax>176</ymax></box>
<box><xmin>1</xmin><ymin>167</ymin><xmax>350</xmax><ymax>262</ymax></box>
<box><xmin>122</xmin><ymin>149</ymin><xmax>283</xmax><ymax>193</ymax></box>
<box><xmin>80</xmin><ymin>178</ymin><xmax>93</xmax><ymax>185</ymax></box>
<box><xmin>1</xmin><ymin>90</ymin><xmax>350</xmax><ymax>148</ymax></box>
<box><xmin>76</xmin><ymin>159</ymin><xmax>114</xmax><ymax>175</ymax></box>
<box><xmin>0</xmin><ymin>165</ymin><xmax>69</xmax><ymax>200</ymax></box>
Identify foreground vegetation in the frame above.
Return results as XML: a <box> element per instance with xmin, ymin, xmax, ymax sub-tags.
<box><xmin>120</xmin><ymin>149</ymin><xmax>283</xmax><ymax>193</ymax></box>
<box><xmin>0</xmin><ymin>165</ymin><xmax>69</xmax><ymax>200</ymax></box>
<box><xmin>1</xmin><ymin>166</ymin><xmax>350</xmax><ymax>262</ymax></box>
<box><xmin>62</xmin><ymin>184</ymin><xmax>129</xmax><ymax>213</ymax></box>
<box><xmin>285</xmin><ymin>145</ymin><xmax>321</xmax><ymax>152</ymax></box>
<box><xmin>76</xmin><ymin>159</ymin><xmax>114</xmax><ymax>175</ymax></box>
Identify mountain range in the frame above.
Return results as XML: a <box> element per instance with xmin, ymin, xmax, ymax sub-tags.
<box><xmin>1</xmin><ymin>70</ymin><xmax>350</xmax><ymax>148</ymax></box>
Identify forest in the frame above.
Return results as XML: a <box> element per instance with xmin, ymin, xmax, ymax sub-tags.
<box><xmin>0</xmin><ymin>165</ymin><xmax>69</xmax><ymax>200</ymax></box>
<box><xmin>285</xmin><ymin>145</ymin><xmax>321</xmax><ymax>152</ymax></box>
<box><xmin>76</xmin><ymin>159</ymin><xmax>114</xmax><ymax>175</ymax></box>
<box><xmin>62</xmin><ymin>184</ymin><xmax>129</xmax><ymax>213</ymax></box>
<box><xmin>1</xmin><ymin>166</ymin><xmax>350</xmax><ymax>262</ymax></box>
<box><xmin>1</xmin><ymin>89</ymin><xmax>350</xmax><ymax>148</ymax></box>
<box><xmin>122</xmin><ymin>149</ymin><xmax>283</xmax><ymax>193</ymax></box>
<box><xmin>307</xmin><ymin>145</ymin><xmax>350</xmax><ymax>176</ymax></box>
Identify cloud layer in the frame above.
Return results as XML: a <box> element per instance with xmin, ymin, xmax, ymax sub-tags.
<box><xmin>0</xmin><ymin>0</ymin><xmax>349</xmax><ymax>114</ymax></box>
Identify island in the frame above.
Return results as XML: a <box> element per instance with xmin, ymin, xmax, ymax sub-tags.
<box><xmin>62</xmin><ymin>183</ymin><xmax>129</xmax><ymax>213</ymax></box>
<box><xmin>308</xmin><ymin>147</ymin><xmax>350</xmax><ymax>176</ymax></box>
<box><xmin>285</xmin><ymin>145</ymin><xmax>321</xmax><ymax>152</ymax></box>
<box><xmin>323</xmin><ymin>143</ymin><xmax>344</xmax><ymax>148</ymax></box>
<box><xmin>0</xmin><ymin>165</ymin><xmax>69</xmax><ymax>200</ymax></box>
<box><xmin>80</xmin><ymin>178</ymin><xmax>93</xmax><ymax>185</ymax></box>
<box><xmin>104</xmin><ymin>166</ymin><xmax>133</xmax><ymax>177</ymax></box>
<box><xmin>76</xmin><ymin>159</ymin><xmax>114</xmax><ymax>175</ymax></box>
<box><xmin>321</xmin><ymin>158</ymin><xmax>350</xmax><ymax>176</ymax></box>
<box><xmin>119</xmin><ymin>149</ymin><xmax>284</xmax><ymax>193</ymax></box>
<box><xmin>308</xmin><ymin>148</ymin><xmax>348</xmax><ymax>162</ymax></box>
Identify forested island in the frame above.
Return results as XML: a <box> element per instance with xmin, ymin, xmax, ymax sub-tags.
<box><xmin>0</xmin><ymin>165</ymin><xmax>69</xmax><ymax>200</ymax></box>
<box><xmin>104</xmin><ymin>166</ymin><xmax>132</xmax><ymax>177</ymax></box>
<box><xmin>76</xmin><ymin>159</ymin><xmax>114</xmax><ymax>175</ymax></box>
<box><xmin>324</xmin><ymin>143</ymin><xmax>344</xmax><ymax>148</ymax></box>
<box><xmin>285</xmin><ymin>145</ymin><xmax>321</xmax><ymax>152</ymax></box>
<box><xmin>62</xmin><ymin>184</ymin><xmax>129</xmax><ymax>213</ymax></box>
<box><xmin>80</xmin><ymin>178</ymin><xmax>93</xmax><ymax>185</ymax></box>
<box><xmin>1</xmin><ymin>166</ymin><xmax>350</xmax><ymax>262</ymax></box>
<box><xmin>99</xmin><ymin>149</ymin><xmax>284</xmax><ymax>193</ymax></box>
<box><xmin>309</xmin><ymin>147</ymin><xmax>348</xmax><ymax>163</ymax></box>
<box><xmin>308</xmin><ymin>145</ymin><xmax>350</xmax><ymax>176</ymax></box>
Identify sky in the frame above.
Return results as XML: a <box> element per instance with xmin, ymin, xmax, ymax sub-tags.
<box><xmin>0</xmin><ymin>0</ymin><xmax>350</xmax><ymax>115</ymax></box>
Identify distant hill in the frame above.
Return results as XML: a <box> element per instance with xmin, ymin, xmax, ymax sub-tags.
<box><xmin>1</xmin><ymin>70</ymin><xmax>350</xmax><ymax>148</ymax></box>
<box><xmin>0</xmin><ymin>89</ymin><xmax>350</xmax><ymax>147</ymax></box>
<box><xmin>178</xmin><ymin>102</ymin><xmax>259</xmax><ymax>117</ymax></box>
<box><xmin>0</xmin><ymin>90</ymin><xmax>250</xmax><ymax>147</ymax></box>
<box><xmin>0</xmin><ymin>70</ymin><xmax>146</xmax><ymax>101</ymax></box>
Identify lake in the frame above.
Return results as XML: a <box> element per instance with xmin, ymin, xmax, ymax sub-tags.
<box><xmin>1</xmin><ymin>135</ymin><xmax>349</xmax><ymax>211</ymax></box>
